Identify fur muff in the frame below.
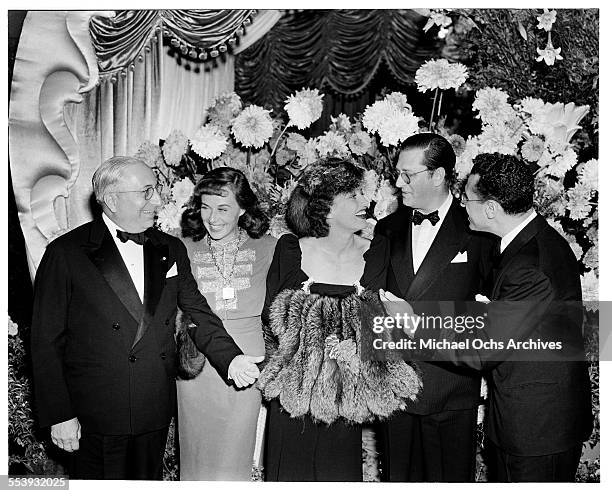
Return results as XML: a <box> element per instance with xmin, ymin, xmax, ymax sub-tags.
<box><xmin>258</xmin><ymin>288</ymin><xmax>422</xmax><ymax>424</ymax></box>
<box><xmin>175</xmin><ymin>309</ymin><xmax>207</xmax><ymax>380</ymax></box>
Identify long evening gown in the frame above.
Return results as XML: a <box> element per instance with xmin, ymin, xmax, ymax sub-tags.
<box><xmin>262</xmin><ymin>233</ymin><xmax>390</xmax><ymax>481</ymax></box>
<box><xmin>177</xmin><ymin>233</ymin><xmax>277</xmax><ymax>480</ymax></box>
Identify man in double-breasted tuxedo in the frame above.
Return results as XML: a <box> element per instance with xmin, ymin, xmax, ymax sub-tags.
<box><xmin>436</xmin><ymin>153</ymin><xmax>592</xmax><ymax>481</ymax></box>
<box><xmin>31</xmin><ymin>156</ymin><xmax>263</xmax><ymax>480</ymax></box>
<box><xmin>374</xmin><ymin>133</ymin><xmax>494</xmax><ymax>481</ymax></box>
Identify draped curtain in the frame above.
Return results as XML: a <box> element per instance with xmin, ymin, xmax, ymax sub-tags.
<box><xmin>235</xmin><ymin>9</ymin><xmax>442</xmax><ymax>124</ymax></box>
<box><xmin>9</xmin><ymin>10</ymin><xmax>279</xmax><ymax>275</ymax></box>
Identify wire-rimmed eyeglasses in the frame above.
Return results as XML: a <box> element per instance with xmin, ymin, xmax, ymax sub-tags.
<box><xmin>396</xmin><ymin>168</ymin><xmax>431</xmax><ymax>184</ymax></box>
<box><xmin>113</xmin><ymin>183</ymin><xmax>163</xmax><ymax>201</ymax></box>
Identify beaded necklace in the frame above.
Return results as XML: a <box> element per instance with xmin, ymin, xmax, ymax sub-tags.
<box><xmin>206</xmin><ymin>228</ymin><xmax>247</xmax><ymax>301</ymax></box>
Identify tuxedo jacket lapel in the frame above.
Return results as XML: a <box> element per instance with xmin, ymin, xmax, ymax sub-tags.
<box><xmin>84</xmin><ymin>219</ymin><xmax>144</xmax><ymax>326</ymax></box>
<box><xmin>492</xmin><ymin>215</ymin><xmax>544</xmax><ymax>298</ymax></box>
<box><xmin>132</xmin><ymin>230</ymin><xmax>169</xmax><ymax>348</ymax></box>
<box><xmin>389</xmin><ymin>208</ymin><xmax>415</xmax><ymax>296</ymax></box>
<box><xmin>406</xmin><ymin>200</ymin><xmax>468</xmax><ymax>300</ymax></box>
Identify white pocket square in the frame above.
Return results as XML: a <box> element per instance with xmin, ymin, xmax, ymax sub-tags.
<box><xmin>166</xmin><ymin>263</ymin><xmax>178</xmax><ymax>278</ymax></box>
<box><xmin>451</xmin><ymin>251</ymin><xmax>468</xmax><ymax>263</ymax></box>
<box><xmin>475</xmin><ymin>294</ymin><xmax>491</xmax><ymax>304</ymax></box>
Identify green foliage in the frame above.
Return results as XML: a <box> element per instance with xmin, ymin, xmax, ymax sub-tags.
<box><xmin>445</xmin><ymin>9</ymin><xmax>598</xmax><ymax>158</ymax></box>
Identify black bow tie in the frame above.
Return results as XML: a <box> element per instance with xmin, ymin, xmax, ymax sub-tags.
<box><xmin>117</xmin><ymin>230</ymin><xmax>147</xmax><ymax>245</ymax></box>
<box><xmin>412</xmin><ymin>210</ymin><xmax>440</xmax><ymax>226</ymax></box>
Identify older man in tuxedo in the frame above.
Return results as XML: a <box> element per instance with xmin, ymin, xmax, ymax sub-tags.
<box><xmin>374</xmin><ymin>133</ymin><xmax>494</xmax><ymax>481</ymax></box>
<box><xmin>31</xmin><ymin>156</ymin><xmax>263</xmax><ymax>480</ymax></box>
<box><xmin>439</xmin><ymin>153</ymin><xmax>592</xmax><ymax>481</ymax></box>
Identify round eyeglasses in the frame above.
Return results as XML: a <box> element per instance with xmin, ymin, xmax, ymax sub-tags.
<box><xmin>113</xmin><ymin>183</ymin><xmax>163</xmax><ymax>201</ymax></box>
<box><xmin>396</xmin><ymin>169</ymin><xmax>431</xmax><ymax>184</ymax></box>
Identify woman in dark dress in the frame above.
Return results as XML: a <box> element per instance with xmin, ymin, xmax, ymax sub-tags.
<box><xmin>258</xmin><ymin>158</ymin><xmax>421</xmax><ymax>481</ymax></box>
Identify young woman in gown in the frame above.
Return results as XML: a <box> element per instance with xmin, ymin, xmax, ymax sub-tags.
<box><xmin>176</xmin><ymin>167</ymin><xmax>276</xmax><ymax>480</ymax></box>
<box><xmin>258</xmin><ymin>158</ymin><xmax>421</xmax><ymax>481</ymax></box>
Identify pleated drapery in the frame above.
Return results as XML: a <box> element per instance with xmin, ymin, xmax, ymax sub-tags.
<box><xmin>89</xmin><ymin>10</ymin><xmax>257</xmax><ymax>76</ymax></box>
<box><xmin>235</xmin><ymin>10</ymin><xmax>442</xmax><ymax>112</ymax></box>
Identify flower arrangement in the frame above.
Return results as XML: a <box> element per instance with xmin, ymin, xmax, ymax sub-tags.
<box><xmin>136</xmin><ymin>88</ymin><xmax>424</xmax><ymax>237</ymax></box>
<box><xmin>450</xmin><ymin>86</ymin><xmax>598</xmax><ymax>302</ymax></box>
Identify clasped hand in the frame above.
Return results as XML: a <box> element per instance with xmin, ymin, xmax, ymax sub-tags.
<box><xmin>228</xmin><ymin>354</ymin><xmax>264</xmax><ymax>388</ymax></box>
<box><xmin>51</xmin><ymin>417</ymin><xmax>81</xmax><ymax>452</ymax></box>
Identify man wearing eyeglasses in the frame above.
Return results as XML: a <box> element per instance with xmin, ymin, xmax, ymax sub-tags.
<box><xmin>31</xmin><ymin>156</ymin><xmax>263</xmax><ymax>479</ymax></box>
<box><xmin>374</xmin><ymin>133</ymin><xmax>495</xmax><ymax>482</ymax></box>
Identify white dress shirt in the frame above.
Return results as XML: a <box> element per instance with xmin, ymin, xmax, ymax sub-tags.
<box><xmin>102</xmin><ymin>214</ymin><xmax>145</xmax><ymax>302</ymax></box>
<box><xmin>500</xmin><ymin>210</ymin><xmax>537</xmax><ymax>254</ymax></box>
<box><xmin>412</xmin><ymin>192</ymin><xmax>453</xmax><ymax>273</ymax></box>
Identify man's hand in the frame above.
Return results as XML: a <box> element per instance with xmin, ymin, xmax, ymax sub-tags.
<box><xmin>228</xmin><ymin>355</ymin><xmax>264</xmax><ymax>388</ymax></box>
<box><xmin>51</xmin><ymin>417</ymin><xmax>81</xmax><ymax>452</ymax></box>
<box><xmin>379</xmin><ymin>289</ymin><xmax>414</xmax><ymax>315</ymax></box>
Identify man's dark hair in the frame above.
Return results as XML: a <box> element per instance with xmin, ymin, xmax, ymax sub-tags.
<box><xmin>286</xmin><ymin>157</ymin><xmax>364</xmax><ymax>238</ymax></box>
<box><xmin>181</xmin><ymin>167</ymin><xmax>269</xmax><ymax>241</ymax></box>
<box><xmin>470</xmin><ymin>153</ymin><xmax>534</xmax><ymax>215</ymax></box>
<box><xmin>398</xmin><ymin>132</ymin><xmax>456</xmax><ymax>188</ymax></box>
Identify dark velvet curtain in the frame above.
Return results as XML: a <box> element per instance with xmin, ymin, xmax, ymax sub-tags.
<box><xmin>90</xmin><ymin>9</ymin><xmax>256</xmax><ymax>74</ymax></box>
<box><xmin>235</xmin><ymin>9</ymin><xmax>443</xmax><ymax>129</ymax></box>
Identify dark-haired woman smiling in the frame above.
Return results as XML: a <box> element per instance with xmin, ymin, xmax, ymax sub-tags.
<box><xmin>176</xmin><ymin>167</ymin><xmax>276</xmax><ymax>480</ymax></box>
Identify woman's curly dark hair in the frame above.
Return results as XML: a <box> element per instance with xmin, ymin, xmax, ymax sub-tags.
<box><xmin>286</xmin><ymin>157</ymin><xmax>364</xmax><ymax>238</ymax></box>
<box><xmin>181</xmin><ymin>167</ymin><xmax>269</xmax><ymax>241</ymax></box>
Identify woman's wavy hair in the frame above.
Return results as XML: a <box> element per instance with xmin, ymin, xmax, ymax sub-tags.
<box><xmin>286</xmin><ymin>157</ymin><xmax>364</xmax><ymax>238</ymax></box>
<box><xmin>181</xmin><ymin>167</ymin><xmax>269</xmax><ymax>241</ymax></box>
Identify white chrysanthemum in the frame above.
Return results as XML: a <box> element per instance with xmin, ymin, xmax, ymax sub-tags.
<box><xmin>286</xmin><ymin>133</ymin><xmax>308</xmax><ymax>153</ymax></box>
<box><xmin>583</xmin><ymin>244</ymin><xmax>598</xmax><ymax>271</ymax></box>
<box><xmin>378</xmin><ymin>111</ymin><xmax>420</xmax><ymax>147</ymax></box>
<box><xmin>297</xmin><ymin>138</ymin><xmax>319</xmax><ymax>167</ymax></box>
<box><xmin>361</xmin><ymin>169</ymin><xmax>379</xmax><ymax>203</ymax></box>
<box><xmin>537</xmin><ymin>9</ymin><xmax>557</xmax><ymax>32</ymax></box>
<box><xmin>448</xmin><ymin>134</ymin><xmax>466</xmax><ymax>156</ymax></box>
<box><xmin>578</xmin><ymin>159</ymin><xmax>598</xmax><ymax>191</ymax></box>
<box><xmin>581</xmin><ymin>270</ymin><xmax>599</xmax><ymax>311</ymax></box>
<box><xmin>8</xmin><ymin>317</ymin><xmax>18</xmax><ymax>337</ymax></box>
<box><xmin>415</xmin><ymin>59</ymin><xmax>468</xmax><ymax>92</ymax></box>
<box><xmin>275</xmin><ymin>146</ymin><xmax>295</xmax><ymax>166</ymax></box>
<box><xmin>162</xmin><ymin>130</ymin><xmax>188</xmax><ymax>167</ymax></box>
<box><xmin>455</xmin><ymin>136</ymin><xmax>480</xmax><ymax>179</ymax></box>
<box><xmin>156</xmin><ymin>202</ymin><xmax>182</xmax><ymax>232</ymax></box>
<box><xmin>520</xmin><ymin>97</ymin><xmax>546</xmax><ymax>116</ymax></box>
<box><xmin>316</xmin><ymin>131</ymin><xmax>350</xmax><ymax>157</ymax></box>
<box><xmin>206</xmin><ymin>92</ymin><xmax>243</xmax><ymax>130</ymax></box>
<box><xmin>362</xmin><ymin>100</ymin><xmax>396</xmax><ymax>134</ymax></box>
<box><xmin>284</xmin><ymin>88</ymin><xmax>324</xmax><ymax>129</ymax></box>
<box><xmin>537</xmin><ymin>149</ymin><xmax>554</xmax><ymax>168</ymax></box>
<box><xmin>171</xmin><ymin>178</ymin><xmax>195</xmax><ymax>208</ymax></box>
<box><xmin>331</xmin><ymin>113</ymin><xmax>352</xmax><ymax>133</ymax></box>
<box><xmin>478</xmin><ymin>124</ymin><xmax>521</xmax><ymax>155</ymax></box>
<box><xmin>521</xmin><ymin>136</ymin><xmax>546</xmax><ymax>162</ymax></box>
<box><xmin>135</xmin><ymin>141</ymin><xmax>165</xmax><ymax>169</ymax></box>
<box><xmin>231</xmin><ymin>105</ymin><xmax>274</xmax><ymax>149</ymax></box>
<box><xmin>385</xmin><ymin>92</ymin><xmax>410</xmax><ymax>111</ymax></box>
<box><xmin>546</xmin><ymin>148</ymin><xmax>578</xmax><ymax>178</ymax></box>
<box><xmin>348</xmin><ymin>131</ymin><xmax>373</xmax><ymax>156</ymax></box>
<box><xmin>268</xmin><ymin>214</ymin><xmax>292</xmax><ymax>239</ymax></box>
<box><xmin>373</xmin><ymin>179</ymin><xmax>399</xmax><ymax>220</ymax></box>
<box><xmin>190</xmin><ymin>124</ymin><xmax>228</xmax><ymax>160</ymax></box>
<box><xmin>566</xmin><ymin>183</ymin><xmax>593</xmax><ymax>220</ymax></box>
<box><xmin>472</xmin><ymin>87</ymin><xmax>514</xmax><ymax>125</ymax></box>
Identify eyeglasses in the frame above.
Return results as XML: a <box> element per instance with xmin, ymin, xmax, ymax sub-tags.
<box><xmin>113</xmin><ymin>183</ymin><xmax>163</xmax><ymax>201</ymax></box>
<box><xmin>396</xmin><ymin>169</ymin><xmax>431</xmax><ymax>184</ymax></box>
<box><xmin>460</xmin><ymin>192</ymin><xmax>484</xmax><ymax>205</ymax></box>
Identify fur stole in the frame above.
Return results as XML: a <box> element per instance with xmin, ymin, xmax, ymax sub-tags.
<box><xmin>258</xmin><ymin>289</ymin><xmax>422</xmax><ymax>424</ymax></box>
